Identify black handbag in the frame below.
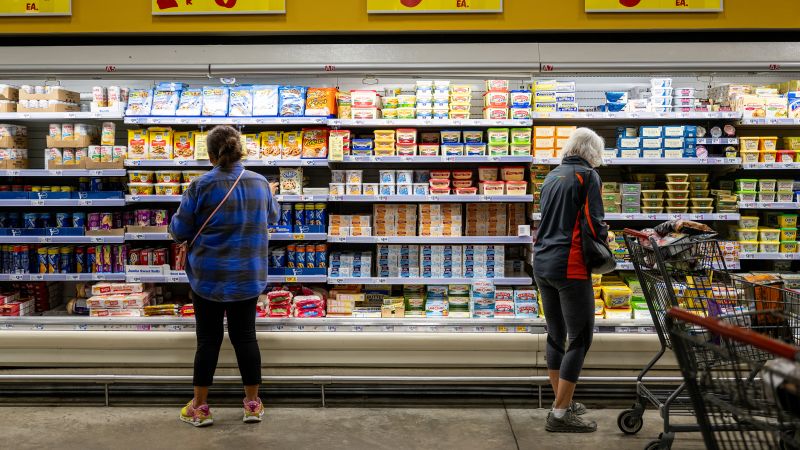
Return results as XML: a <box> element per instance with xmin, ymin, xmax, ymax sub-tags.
<box><xmin>576</xmin><ymin>167</ymin><xmax>616</xmax><ymax>275</ymax></box>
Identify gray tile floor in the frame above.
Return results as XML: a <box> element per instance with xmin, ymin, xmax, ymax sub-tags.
<box><xmin>0</xmin><ymin>404</ymin><xmax>706</xmax><ymax>450</ymax></box>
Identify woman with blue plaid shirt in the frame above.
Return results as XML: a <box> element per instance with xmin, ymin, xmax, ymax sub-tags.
<box><xmin>170</xmin><ymin>125</ymin><xmax>279</xmax><ymax>427</ymax></box>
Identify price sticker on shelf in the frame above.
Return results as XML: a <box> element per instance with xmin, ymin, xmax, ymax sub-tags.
<box><xmin>326</xmin><ymin>325</ymin><xmax>337</xmax><ymax>332</ymax></box>
<box><xmin>31</xmin><ymin>200</ymin><xmax>46</xmax><ymax>207</ymax></box>
<box><xmin>67</xmin><ymin>274</ymin><xmax>81</xmax><ymax>281</ymax></box>
<box><xmin>78</xmin><ymin>200</ymin><xmax>93</xmax><ymax>206</ymax></box>
<box><xmin>285</xmin><ymin>276</ymin><xmax>298</xmax><ymax>283</ymax></box>
<box><xmin>352</xmin><ymin>326</ymin><xmax>364</xmax><ymax>332</ymax></box>
<box><xmin>292</xmin><ymin>234</ymin><xmax>305</xmax><ymax>240</ymax></box>
<box><xmin>129</xmin><ymin>276</ymin><xmax>142</xmax><ymax>283</ymax></box>
<box><xmin>516</xmin><ymin>326</ymin><xmax>528</xmax><ymax>333</ymax></box>
<box><xmin>47</xmin><ymin>170</ymin><xmax>63</xmax><ymax>176</ymax></box>
<box><xmin>33</xmin><ymin>324</ymin><xmax>45</xmax><ymax>331</ymax></box>
<box><xmin>30</xmin><ymin>274</ymin><xmax>45</xmax><ymax>281</ymax></box>
<box><xmin>20</xmin><ymin>113</ymin><xmax>31</xmax><ymax>119</ymax></box>
<box><xmin>711</xmin><ymin>138</ymin><xmax>722</xmax><ymax>145</ymax></box>
<box><xmin>382</xmin><ymin>325</ymin><xmax>395</xmax><ymax>332</ymax></box>
<box><xmin>376</xmin><ymin>278</ymin><xmax>388</xmax><ymax>284</ymax></box>
<box><xmin>265</xmin><ymin>159</ymin><xmax>278</xmax><ymax>166</ymax></box>
<box><xmin>130</xmin><ymin>196</ymin><xmax>141</xmax><ymax>202</ymax></box>
<box><xmin>376</xmin><ymin>237</ymin><xmax>389</xmax><ymax>243</ymax></box>
<box><xmin>176</xmin><ymin>160</ymin><xmax>190</xmax><ymax>166</ymax></box>
<box><xmin>90</xmin><ymin>237</ymin><xmax>108</xmax><ymax>243</ymax></box>
<box><xmin>615</xmin><ymin>327</ymin><xmax>631</xmax><ymax>334</ymax></box>
<box><xmin>74</xmin><ymin>324</ymin><xmax>88</xmax><ymax>331</ymax></box>
<box><xmin>377</xmin><ymin>195</ymin><xmax>389</xmax><ymax>202</ymax></box>
<box><xmin>646</xmin><ymin>214</ymin><xmax>659</xmax><ymax>220</ymax></box>
<box><xmin>453</xmin><ymin>326</ymin><xmax>463</xmax><ymax>332</ymax></box>
<box><xmin>354</xmin><ymin>119</ymin><xmax>365</xmax><ymax>125</ymax></box>
<box><xmin>6</xmin><ymin>170</ymin><xmax>20</xmax><ymax>176</ymax></box>
<box><xmin>428</xmin><ymin>196</ymin><xmax>439</xmax><ymax>202</ymax></box>
<box><xmin>473</xmin><ymin>326</ymin><xmax>486</xmax><ymax>332</ymax></box>
<box><xmin>294</xmin><ymin>325</ymin><xmax>305</xmax><ymax>331</ymax></box>
<box><xmin>38</xmin><ymin>237</ymin><xmax>53</xmax><ymax>244</ymax></box>
<box><xmin>497</xmin><ymin>325</ymin><xmax>509</xmax><ymax>333</ymax></box>
<box><xmin>0</xmin><ymin>323</ymin><xmax>12</xmax><ymax>330</ymax></box>
<box><xmin>89</xmin><ymin>170</ymin><xmax>104</xmax><ymax>176</ymax></box>
<box><xmin>10</xmin><ymin>274</ymin><xmax>25</xmax><ymax>281</ymax></box>
<box><xmin>407</xmin><ymin>325</ymin><xmax>417</xmax><ymax>332</ymax></box>
<box><xmin>168</xmin><ymin>276</ymin><xmax>184</xmax><ymax>283</ymax></box>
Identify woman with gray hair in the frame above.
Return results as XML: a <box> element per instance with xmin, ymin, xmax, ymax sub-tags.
<box><xmin>533</xmin><ymin>127</ymin><xmax>608</xmax><ymax>433</ymax></box>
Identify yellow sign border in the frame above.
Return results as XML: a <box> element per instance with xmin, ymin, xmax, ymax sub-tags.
<box><xmin>585</xmin><ymin>0</ymin><xmax>723</xmax><ymax>13</ymax></box>
<box><xmin>367</xmin><ymin>0</ymin><xmax>503</xmax><ymax>14</ymax></box>
<box><xmin>152</xmin><ymin>0</ymin><xmax>285</xmax><ymax>15</ymax></box>
<box><xmin>0</xmin><ymin>0</ymin><xmax>71</xmax><ymax>16</ymax></box>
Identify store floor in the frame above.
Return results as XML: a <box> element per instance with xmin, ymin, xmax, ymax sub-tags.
<box><xmin>0</xmin><ymin>401</ymin><xmax>705</xmax><ymax>450</ymax></box>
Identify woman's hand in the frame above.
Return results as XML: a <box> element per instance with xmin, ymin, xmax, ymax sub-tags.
<box><xmin>269</xmin><ymin>181</ymin><xmax>279</xmax><ymax>195</ymax></box>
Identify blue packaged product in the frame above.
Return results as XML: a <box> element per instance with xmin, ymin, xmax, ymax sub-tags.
<box><xmin>56</xmin><ymin>213</ymin><xmax>70</xmax><ymax>228</ymax></box>
<box><xmin>294</xmin><ymin>245</ymin><xmax>306</xmax><ymax>269</ymax></box>
<box><xmin>0</xmin><ymin>212</ymin><xmax>7</xmax><ymax>228</ymax></box>
<box><xmin>279</xmin><ymin>204</ymin><xmax>292</xmax><ymax>226</ymax></box>
<box><xmin>47</xmin><ymin>248</ymin><xmax>59</xmax><ymax>274</ymax></box>
<box><xmin>304</xmin><ymin>244</ymin><xmax>316</xmax><ymax>268</ymax></box>
<box><xmin>75</xmin><ymin>248</ymin><xmax>86</xmax><ymax>274</ymax></box>
<box><xmin>8</xmin><ymin>213</ymin><xmax>19</xmax><ymax>228</ymax></box>
<box><xmin>278</xmin><ymin>86</ymin><xmax>307</xmax><ymax>117</ymax></box>
<box><xmin>87</xmin><ymin>247</ymin><xmax>96</xmax><ymax>273</ymax></box>
<box><xmin>176</xmin><ymin>88</ymin><xmax>203</xmax><ymax>116</ymax></box>
<box><xmin>38</xmin><ymin>213</ymin><xmax>52</xmax><ymax>228</ymax></box>
<box><xmin>352</xmin><ymin>139</ymin><xmax>374</xmax><ymax>151</ymax></box>
<box><xmin>606</xmin><ymin>102</ymin><xmax>626</xmax><ymax>112</ymax></box>
<box><xmin>605</xmin><ymin>92</ymin><xmax>628</xmax><ymax>103</ymax></box>
<box><xmin>684</xmin><ymin>126</ymin><xmax>698</xmax><ymax>138</ymax></box>
<box><xmin>294</xmin><ymin>204</ymin><xmax>306</xmax><ymax>228</ymax></box>
<box><xmin>72</xmin><ymin>212</ymin><xmax>86</xmax><ymax>228</ymax></box>
<box><xmin>228</xmin><ymin>86</ymin><xmax>254</xmax><ymax>117</ymax></box>
<box><xmin>90</xmin><ymin>177</ymin><xmax>103</xmax><ymax>192</ymax></box>
<box><xmin>313</xmin><ymin>203</ymin><xmax>326</xmax><ymax>227</ymax></box>
<box><xmin>617</xmin><ymin>127</ymin><xmax>638</xmax><ymax>138</ymax></box>
<box><xmin>59</xmin><ymin>248</ymin><xmax>72</xmax><ymax>273</ymax></box>
<box><xmin>24</xmin><ymin>213</ymin><xmax>38</xmax><ymax>229</ymax></box>
<box><xmin>286</xmin><ymin>245</ymin><xmax>296</xmax><ymax>269</ymax></box>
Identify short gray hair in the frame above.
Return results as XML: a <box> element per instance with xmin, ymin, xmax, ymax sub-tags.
<box><xmin>562</xmin><ymin>127</ymin><xmax>604</xmax><ymax>168</ymax></box>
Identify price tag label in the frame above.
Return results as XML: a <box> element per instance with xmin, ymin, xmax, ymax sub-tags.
<box><xmin>168</xmin><ymin>276</ymin><xmax>184</xmax><ymax>283</ymax></box>
<box><xmin>33</xmin><ymin>324</ymin><xmax>45</xmax><ymax>331</ymax></box>
<box><xmin>616</xmin><ymin>327</ymin><xmax>631</xmax><ymax>333</ymax></box>
<box><xmin>354</xmin><ymin>119</ymin><xmax>365</xmax><ymax>125</ymax></box>
<box><xmin>21</xmin><ymin>113</ymin><xmax>31</xmax><ymax>119</ymax></box>
<box><xmin>10</xmin><ymin>274</ymin><xmax>25</xmax><ymax>281</ymax></box>
<box><xmin>376</xmin><ymin>278</ymin><xmax>387</xmax><ymax>284</ymax></box>
<box><xmin>376</xmin><ymin>237</ymin><xmax>389</xmax><ymax>243</ymax></box>
<box><xmin>646</xmin><ymin>214</ymin><xmax>659</xmax><ymax>220</ymax></box>
<box><xmin>326</xmin><ymin>325</ymin><xmax>337</xmax><ymax>332</ymax></box>
<box><xmin>37</xmin><ymin>237</ymin><xmax>53</xmax><ymax>244</ymax></box>
<box><xmin>78</xmin><ymin>200</ymin><xmax>93</xmax><ymax>206</ymax></box>
<box><xmin>292</xmin><ymin>234</ymin><xmax>305</xmax><ymax>240</ymax></box>
<box><xmin>295</xmin><ymin>325</ymin><xmax>305</xmax><ymax>331</ymax></box>
<box><xmin>473</xmin><ymin>326</ymin><xmax>486</xmax><ymax>332</ymax></box>
<box><xmin>408</xmin><ymin>326</ymin><xmax>417</xmax><ymax>332</ymax></box>
<box><xmin>377</xmin><ymin>195</ymin><xmax>389</xmax><ymax>201</ymax></box>
<box><xmin>428</xmin><ymin>195</ymin><xmax>439</xmax><ymax>202</ymax></box>
<box><xmin>382</xmin><ymin>325</ymin><xmax>395</xmax><ymax>332</ymax></box>
<box><xmin>94</xmin><ymin>274</ymin><xmax>106</xmax><ymax>281</ymax></box>
<box><xmin>711</xmin><ymin>138</ymin><xmax>721</xmax><ymax>145</ymax></box>
<box><xmin>285</xmin><ymin>276</ymin><xmax>298</xmax><ymax>283</ymax></box>
<box><xmin>516</xmin><ymin>326</ymin><xmax>528</xmax><ymax>333</ymax></box>
<box><xmin>89</xmin><ymin>170</ymin><xmax>104</xmax><ymax>176</ymax></box>
<box><xmin>47</xmin><ymin>170</ymin><xmax>63</xmax><ymax>176</ymax></box>
<box><xmin>30</xmin><ymin>274</ymin><xmax>45</xmax><ymax>281</ymax></box>
<box><xmin>453</xmin><ymin>326</ymin><xmax>463</xmax><ymax>332</ymax></box>
<box><xmin>497</xmin><ymin>325</ymin><xmax>509</xmax><ymax>333</ymax></box>
<box><xmin>6</xmin><ymin>170</ymin><xmax>20</xmax><ymax>176</ymax></box>
<box><xmin>130</xmin><ymin>196</ymin><xmax>140</xmax><ymax>202</ymax></box>
<box><xmin>1</xmin><ymin>323</ymin><xmax>12</xmax><ymax>330</ymax></box>
<box><xmin>31</xmin><ymin>200</ymin><xmax>45</xmax><ymax>207</ymax></box>
<box><xmin>67</xmin><ymin>274</ymin><xmax>81</xmax><ymax>281</ymax></box>
<box><xmin>352</xmin><ymin>326</ymin><xmax>364</xmax><ymax>332</ymax></box>
<box><xmin>265</xmin><ymin>159</ymin><xmax>278</xmax><ymax>166</ymax></box>
<box><xmin>74</xmin><ymin>324</ymin><xmax>88</xmax><ymax>331</ymax></box>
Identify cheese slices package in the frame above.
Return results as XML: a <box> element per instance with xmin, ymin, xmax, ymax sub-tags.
<box><xmin>252</xmin><ymin>85</ymin><xmax>279</xmax><ymax>116</ymax></box>
<box><xmin>150</xmin><ymin>89</ymin><xmax>180</xmax><ymax>116</ymax></box>
<box><xmin>228</xmin><ymin>86</ymin><xmax>253</xmax><ymax>117</ymax></box>
<box><xmin>278</xmin><ymin>86</ymin><xmax>307</xmax><ymax>117</ymax></box>
<box><xmin>201</xmin><ymin>86</ymin><xmax>229</xmax><ymax>116</ymax></box>
<box><xmin>176</xmin><ymin>88</ymin><xmax>203</xmax><ymax>116</ymax></box>
<box><xmin>125</xmin><ymin>89</ymin><xmax>153</xmax><ymax>116</ymax></box>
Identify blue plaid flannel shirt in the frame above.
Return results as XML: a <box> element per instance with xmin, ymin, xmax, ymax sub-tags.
<box><xmin>169</xmin><ymin>162</ymin><xmax>279</xmax><ymax>302</ymax></box>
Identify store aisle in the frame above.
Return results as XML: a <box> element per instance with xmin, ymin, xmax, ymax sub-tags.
<box><xmin>0</xmin><ymin>404</ymin><xmax>704</xmax><ymax>450</ymax></box>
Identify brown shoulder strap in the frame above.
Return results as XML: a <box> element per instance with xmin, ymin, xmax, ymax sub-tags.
<box><xmin>189</xmin><ymin>169</ymin><xmax>245</xmax><ymax>247</ymax></box>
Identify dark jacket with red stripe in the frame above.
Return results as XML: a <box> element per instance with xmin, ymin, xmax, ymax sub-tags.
<box><xmin>533</xmin><ymin>156</ymin><xmax>608</xmax><ymax>280</ymax></box>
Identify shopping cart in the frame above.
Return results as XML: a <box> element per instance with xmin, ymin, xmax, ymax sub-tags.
<box><xmin>667</xmin><ymin>307</ymin><xmax>800</xmax><ymax>450</ymax></box>
<box><xmin>618</xmin><ymin>228</ymin><xmax>800</xmax><ymax>449</ymax></box>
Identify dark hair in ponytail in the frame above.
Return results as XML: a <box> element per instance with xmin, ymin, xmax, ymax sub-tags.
<box><xmin>206</xmin><ymin>125</ymin><xmax>243</xmax><ymax>170</ymax></box>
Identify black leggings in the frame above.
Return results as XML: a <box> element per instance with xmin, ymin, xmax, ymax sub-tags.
<box><xmin>534</xmin><ymin>275</ymin><xmax>595</xmax><ymax>384</ymax></box>
<box><xmin>193</xmin><ymin>294</ymin><xmax>262</xmax><ymax>387</ymax></box>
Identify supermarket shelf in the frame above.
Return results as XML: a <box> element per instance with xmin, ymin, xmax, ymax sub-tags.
<box><xmin>0</xmin><ymin>236</ymin><xmax>124</xmax><ymax>244</ymax></box>
<box><xmin>326</xmin><ymin>275</ymin><xmax>533</xmax><ymax>285</ymax></box>
<box><xmin>742</xmin><ymin>162</ymin><xmax>800</xmax><ymax>170</ymax></box>
<box><xmin>125</xmin><ymin>195</ymin><xmax>181</xmax><ymax>203</ymax></box>
<box><xmin>0</xmin><ymin>112</ymin><xmax>124</xmax><ymax>121</ymax></box>
<box><xmin>530</xmin><ymin>212</ymin><xmax>739</xmax><ymax>221</ymax></box>
<box><xmin>738</xmin><ymin>202</ymin><xmax>800</xmax><ymax>210</ymax></box>
<box><xmin>328</xmin><ymin>195</ymin><xmax>533</xmax><ymax>203</ymax></box>
<box><xmin>0</xmin><ymin>169</ymin><xmax>127</xmax><ymax>177</ymax></box>
<box><xmin>274</xmin><ymin>195</ymin><xmax>329</xmax><ymax>202</ymax></box>
<box><xmin>531</xmin><ymin>157</ymin><xmax>741</xmax><ymax>166</ymax></box>
<box><xmin>0</xmin><ymin>273</ymin><xmax>125</xmax><ymax>282</ymax></box>
<box><xmin>327</xmin><ymin>235</ymin><xmax>533</xmax><ymax>244</ymax></box>
<box><xmin>1</xmin><ymin>199</ymin><xmax>125</xmax><ymax>207</ymax></box>
<box><xmin>328</xmin><ymin>119</ymin><xmax>533</xmax><ymax>127</ymax></box>
<box><xmin>336</xmin><ymin>155</ymin><xmax>534</xmax><ymax>164</ymax></box>
<box><xmin>694</xmin><ymin>138</ymin><xmax>739</xmax><ymax>145</ymax></box>
<box><xmin>531</xmin><ymin>111</ymin><xmax>741</xmax><ymax>121</ymax></box>
<box><xmin>124</xmin><ymin>232</ymin><xmax>171</xmax><ymax>241</ymax></box>
<box><xmin>124</xmin><ymin>273</ymin><xmax>328</xmax><ymax>284</ymax></box>
<box><xmin>739</xmin><ymin>118</ymin><xmax>800</xmax><ymax>126</ymax></box>
<box><xmin>739</xmin><ymin>252</ymin><xmax>800</xmax><ymax>261</ymax></box>
<box><xmin>125</xmin><ymin>159</ymin><xmax>327</xmax><ymax>167</ymax></box>
<box><xmin>123</xmin><ymin>232</ymin><xmax>326</xmax><ymax>241</ymax></box>
<box><xmin>124</xmin><ymin>116</ymin><xmax>327</xmax><ymax>125</ymax></box>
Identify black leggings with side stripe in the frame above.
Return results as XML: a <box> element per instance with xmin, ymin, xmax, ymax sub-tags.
<box><xmin>192</xmin><ymin>294</ymin><xmax>262</xmax><ymax>387</ymax></box>
<box><xmin>534</xmin><ymin>275</ymin><xmax>595</xmax><ymax>383</ymax></box>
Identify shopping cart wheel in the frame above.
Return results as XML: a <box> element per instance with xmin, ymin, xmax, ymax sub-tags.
<box><xmin>644</xmin><ymin>440</ymin><xmax>661</xmax><ymax>450</ymax></box>
<box><xmin>617</xmin><ymin>409</ymin><xmax>644</xmax><ymax>435</ymax></box>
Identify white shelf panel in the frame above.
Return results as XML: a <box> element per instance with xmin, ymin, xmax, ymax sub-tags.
<box><xmin>531</xmin><ymin>157</ymin><xmax>741</xmax><ymax>166</ymax></box>
<box><xmin>125</xmin><ymin>195</ymin><xmax>181</xmax><ymax>203</ymax></box>
<box><xmin>531</xmin><ymin>213</ymin><xmax>739</xmax><ymax>221</ymax></box>
<box><xmin>0</xmin><ymin>112</ymin><xmax>124</xmax><ymax>121</ymax></box>
<box><xmin>738</xmin><ymin>202</ymin><xmax>800</xmax><ymax>210</ymax></box>
<box><xmin>327</xmin><ymin>235</ymin><xmax>532</xmax><ymax>244</ymax></box>
<box><xmin>0</xmin><ymin>273</ymin><xmax>125</xmax><ymax>282</ymax></box>
<box><xmin>742</xmin><ymin>162</ymin><xmax>800</xmax><ymax>170</ymax></box>
<box><xmin>329</xmin><ymin>119</ymin><xmax>533</xmax><ymax>128</ymax></box>
<box><xmin>1</xmin><ymin>199</ymin><xmax>125</xmax><ymax>207</ymax></box>
<box><xmin>531</xmin><ymin>111</ymin><xmax>741</xmax><ymax>120</ymax></box>
<box><xmin>0</xmin><ymin>236</ymin><xmax>124</xmax><ymax>244</ymax></box>
<box><xmin>327</xmin><ymin>275</ymin><xmax>532</xmax><ymax>285</ymax></box>
<box><xmin>125</xmin><ymin>159</ymin><xmax>327</xmax><ymax>167</ymax></box>
<box><xmin>0</xmin><ymin>169</ymin><xmax>126</xmax><ymax>177</ymax></box>
<box><xmin>270</xmin><ymin>233</ymin><xmax>328</xmax><ymax>241</ymax></box>
<box><xmin>337</xmin><ymin>155</ymin><xmax>533</xmax><ymax>164</ymax></box>
<box><xmin>125</xmin><ymin>232</ymin><xmax>171</xmax><ymax>241</ymax></box>
<box><xmin>124</xmin><ymin>116</ymin><xmax>327</xmax><ymax>125</ymax></box>
<box><xmin>739</xmin><ymin>118</ymin><xmax>800</xmax><ymax>126</ymax></box>
<box><xmin>739</xmin><ymin>252</ymin><xmax>800</xmax><ymax>261</ymax></box>
<box><xmin>328</xmin><ymin>195</ymin><xmax>533</xmax><ymax>203</ymax></box>
<box><xmin>125</xmin><ymin>273</ymin><xmax>328</xmax><ymax>284</ymax></box>
<box><xmin>274</xmin><ymin>195</ymin><xmax>329</xmax><ymax>202</ymax></box>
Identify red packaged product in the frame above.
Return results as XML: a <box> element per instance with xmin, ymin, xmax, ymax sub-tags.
<box><xmin>153</xmin><ymin>248</ymin><xmax>167</xmax><ymax>266</ymax></box>
<box><xmin>267</xmin><ymin>290</ymin><xmax>293</xmax><ymax>303</ymax></box>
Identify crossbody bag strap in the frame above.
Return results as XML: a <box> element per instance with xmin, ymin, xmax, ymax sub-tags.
<box><xmin>574</xmin><ymin>165</ymin><xmax>599</xmax><ymax>240</ymax></box>
<box><xmin>189</xmin><ymin>169</ymin><xmax>245</xmax><ymax>248</ymax></box>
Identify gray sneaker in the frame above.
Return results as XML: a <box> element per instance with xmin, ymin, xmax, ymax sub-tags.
<box><xmin>551</xmin><ymin>401</ymin><xmax>587</xmax><ymax>416</ymax></box>
<box><xmin>546</xmin><ymin>410</ymin><xmax>597</xmax><ymax>433</ymax></box>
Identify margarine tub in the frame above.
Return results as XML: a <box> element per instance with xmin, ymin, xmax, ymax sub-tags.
<box><xmin>781</xmin><ymin>241</ymin><xmax>799</xmax><ymax>253</ymax></box>
<box><xmin>739</xmin><ymin>216</ymin><xmax>760</xmax><ymax>229</ymax></box>
<box><xmin>155</xmin><ymin>183</ymin><xmax>181</xmax><ymax>196</ymax></box>
<box><xmin>760</xmin><ymin>241</ymin><xmax>780</xmax><ymax>253</ymax></box>
<box><xmin>128</xmin><ymin>170</ymin><xmax>155</xmax><ymax>184</ymax></box>
<box><xmin>594</xmin><ymin>299</ymin><xmax>604</xmax><ymax>315</ymax></box>
<box><xmin>740</xmin><ymin>241</ymin><xmax>759</xmax><ymax>253</ymax></box>
<box><xmin>781</xmin><ymin>228</ymin><xmax>798</xmax><ymax>242</ymax></box>
<box><xmin>128</xmin><ymin>182</ymin><xmax>155</xmax><ymax>196</ymax></box>
<box><xmin>155</xmin><ymin>170</ymin><xmax>182</xmax><ymax>184</ymax></box>
<box><xmin>182</xmin><ymin>170</ymin><xmax>207</xmax><ymax>183</ymax></box>
<box><xmin>736</xmin><ymin>229</ymin><xmax>759</xmax><ymax>242</ymax></box>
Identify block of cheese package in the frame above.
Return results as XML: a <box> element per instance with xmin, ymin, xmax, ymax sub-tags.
<box><xmin>466</xmin><ymin>204</ymin><xmax>508</xmax><ymax>236</ymax></box>
<box><xmin>85</xmin><ymin>292</ymin><xmax>151</xmax><ymax>310</ymax></box>
<box><xmin>373</xmin><ymin>204</ymin><xmax>418</xmax><ymax>236</ymax></box>
<box><xmin>418</xmin><ymin>204</ymin><xmax>462</xmax><ymax>236</ymax></box>
<box><xmin>91</xmin><ymin>282</ymin><xmax>145</xmax><ymax>296</ymax></box>
<box><xmin>328</xmin><ymin>214</ymin><xmax>372</xmax><ymax>237</ymax></box>
<box><xmin>377</xmin><ymin>245</ymin><xmax>421</xmax><ymax>278</ymax></box>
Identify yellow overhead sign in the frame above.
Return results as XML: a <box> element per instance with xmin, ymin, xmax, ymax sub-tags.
<box><xmin>367</xmin><ymin>0</ymin><xmax>503</xmax><ymax>14</ymax></box>
<box><xmin>152</xmin><ymin>0</ymin><xmax>285</xmax><ymax>15</ymax></box>
<box><xmin>586</xmin><ymin>0</ymin><xmax>723</xmax><ymax>13</ymax></box>
<box><xmin>0</xmin><ymin>0</ymin><xmax>71</xmax><ymax>16</ymax></box>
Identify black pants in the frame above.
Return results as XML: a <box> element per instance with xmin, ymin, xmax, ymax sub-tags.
<box><xmin>193</xmin><ymin>294</ymin><xmax>262</xmax><ymax>387</ymax></box>
<box><xmin>534</xmin><ymin>275</ymin><xmax>595</xmax><ymax>384</ymax></box>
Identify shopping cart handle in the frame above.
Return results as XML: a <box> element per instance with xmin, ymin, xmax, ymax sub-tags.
<box><xmin>667</xmin><ymin>307</ymin><xmax>800</xmax><ymax>362</ymax></box>
<box><xmin>623</xmin><ymin>228</ymin><xmax>650</xmax><ymax>239</ymax></box>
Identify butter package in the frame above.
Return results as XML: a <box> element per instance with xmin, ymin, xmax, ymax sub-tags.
<box><xmin>663</xmin><ymin>137</ymin><xmax>685</xmax><ymax>149</ymax></box>
<box><xmin>604</xmin><ymin>307</ymin><xmax>632</xmax><ymax>320</ymax></box>
<box><xmin>640</xmin><ymin>126</ymin><xmax>663</xmax><ymax>138</ymax></box>
<box><xmin>617</xmin><ymin>137</ymin><xmax>641</xmax><ymax>150</ymax></box>
<box><xmin>602</xmin><ymin>285</ymin><xmax>632</xmax><ymax>309</ymax></box>
<box><xmin>641</xmin><ymin>138</ymin><xmax>662</xmax><ymax>150</ymax></box>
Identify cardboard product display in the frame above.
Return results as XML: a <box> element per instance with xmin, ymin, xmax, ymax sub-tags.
<box><xmin>126</xmin><ymin>226</ymin><xmax>169</xmax><ymax>234</ymax></box>
<box><xmin>0</xmin><ymin>136</ymin><xmax>27</xmax><ymax>148</ymax></box>
<box><xmin>17</xmin><ymin>103</ymin><xmax>81</xmax><ymax>113</ymax></box>
<box><xmin>0</xmin><ymin>103</ymin><xmax>16</xmax><ymax>113</ymax></box>
<box><xmin>86</xmin><ymin>229</ymin><xmax>126</xmax><ymax>237</ymax></box>
<box><xmin>19</xmin><ymin>89</ymin><xmax>81</xmax><ymax>104</ymax></box>
<box><xmin>47</xmin><ymin>135</ymin><xmax>94</xmax><ymax>148</ymax></box>
<box><xmin>0</xmin><ymin>86</ymin><xmax>19</xmax><ymax>102</ymax></box>
<box><xmin>0</xmin><ymin>159</ymin><xmax>27</xmax><ymax>169</ymax></box>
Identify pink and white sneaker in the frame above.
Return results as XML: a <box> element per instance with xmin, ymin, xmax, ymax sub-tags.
<box><xmin>243</xmin><ymin>398</ymin><xmax>265</xmax><ymax>423</ymax></box>
<box><xmin>180</xmin><ymin>400</ymin><xmax>214</xmax><ymax>427</ymax></box>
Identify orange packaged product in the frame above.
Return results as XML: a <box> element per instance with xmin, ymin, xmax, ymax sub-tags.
<box><xmin>301</xmin><ymin>128</ymin><xmax>328</xmax><ymax>159</ymax></box>
<box><xmin>305</xmin><ymin>88</ymin><xmax>337</xmax><ymax>117</ymax></box>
